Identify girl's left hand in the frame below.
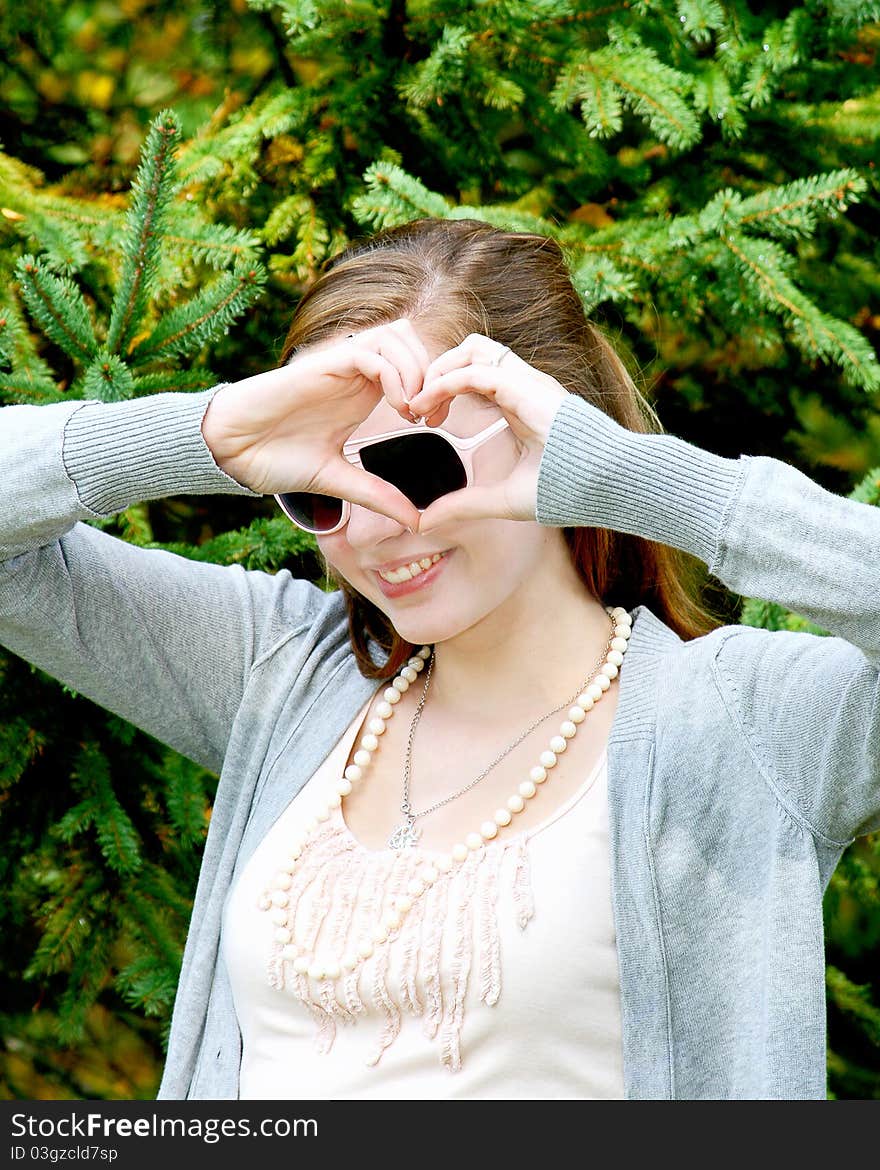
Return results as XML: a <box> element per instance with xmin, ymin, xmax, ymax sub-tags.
<box><xmin>409</xmin><ymin>333</ymin><xmax>569</xmax><ymax>532</ymax></box>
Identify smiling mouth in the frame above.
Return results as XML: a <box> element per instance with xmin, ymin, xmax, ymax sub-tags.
<box><xmin>376</xmin><ymin>552</ymin><xmax>447</xmax><ymax>584</ymax></box>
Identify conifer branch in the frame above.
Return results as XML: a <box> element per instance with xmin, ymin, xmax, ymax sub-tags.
<box><xmin>155</xmin><ymin>755</ymin><xmax>212</xmax><ymax>848</ymax></box>
<box><xmin>145</xmin><ymin>515</ymin><xmax>316</xmax><ymax>571</ymax></box>
<box><xmin>67</xmin><ymin>741</ymin><xmax>142</xmax><ymax>875</ymax></box>
<box><xmin>115</xmin><ymin>953</ymin><xmax>180</xmax><ymax>1018</ymax></box>
<box><xmin>123</xmin><ymin>875</ymin><xmax>190</xmax><ymax>972</ymax></box>
<box><xmin>25</xmin><ymin>868</ymin><xmax>104</xmax><ymax>978</ymax></box>
<box><xmin>527</xmin><ymin>4</ymin><xmax>630</xmax><ymax>32</ymax></box>
<box><xmin>828</xmin><ymin>0</ymin><xmax>880</xmax><ymax>30</ymax></box>
<box><xmin>131</xmin><ymin>370</ymin><xmax>219</xmax><ymax>395</ymax></box>
<box><xmin>851</xmin><ymin>464</ymin><xmax>880</xmax><ymax>507</ymax></box>
<box><xmin>0</xmin><ymin>161</ymin><xmax>124</xmax><ymax>267</ymax></box>
<box><xmin>15</xmin><ymin>255</ymin><xmax>97</xmax><ymax>364</ymax></box>
<box><xmin>571</xmin><ymin>253</ymin><xmax>640</xmax><ymax>312</ymax></box>
<box><xmin>676</xmin><ymin>0</ymin><xmax>726</xmax><ymax>45</ymax></box>
<box><xmin>826</xmin><ymin>966</ymin><xmax>880</xmax><ymax>1045</ymax></box>
<box><xmin>0</xmin><ymin>375</ymin><xmax>65</xmax><ymax>404</ymax></box>
<box><xmin>128</xmin><ymin>263</ymin><xmax>266</xmax><ymax>367</ymax></box>
<box><xmin>551</xmin><ymin>31</ymin><xmax>701</xmax><ymax>148</ymax></box>
<box><xmin>56</xmin><ymin>932</ymin><xmax>112</xmax><ymax>1043</ymax></box>
<box><xmin>396</xmin><ymin>25</ymin><xmax>475</xmax><ymax>108</ymax></box>
<box><xmin>162</xmin><ymin>222</ymin><xmax>263</xmax><ymax>269</ymax></box>
<box><xmin>263</xmin><ymin>196</ymin><xmax>331</xmax><ymax>277</ymax></box>
<box><xmin>0</xmin><ymin>296</ymin><xmax>61</xmax><ymax>404</ymax></box>
<box><xmin>0</xmin><ymin>712</ymin><xmax>47</xmax><ymax>788</ymax></box>
<box><xmin>116</xmin><ymin>503</ymin><xmax>154</xmax><ymax>547</ymax></box>
<box><xmin>736</xmin><ymin>171</ymin><xmax>866</xmax><ymax>239</ymax></box>
<box><xmin>106</xmin><ymin>111</ymin><xmax>181</xmax><ymax>357</ymax></box>
<box><xmin>349</xmin><ymin>162</ymin><xmax>452</xmax><ymax>229</ymax></box>
<box><xmin>743</xmin><ymin>12</ymin><xmax>807</xmax><ymax>109</ymax></box>
<box><xmin>80</xmin><ymin>352</ymin><xmax>135</xmax><ymax>403</ymax></box>
<box><xmin>722</xmin><ymin>233</ymin><xmax>880</xmax><ymax>392</ymax></box>
<box><xmin>176</xmin><ymin>89</ymin><xmax>310</xmax><ymax>185</ymax></box>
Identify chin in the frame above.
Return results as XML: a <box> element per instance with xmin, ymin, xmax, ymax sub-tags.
<box><xmin>386</xmin><ymin>614</ymin><xmax>457</xmax><ymax>647</ymax></box>
<box><xmin>386</xmin><ymin>603</ymin><xmax>491</xmax><ymax>649</ymax></box>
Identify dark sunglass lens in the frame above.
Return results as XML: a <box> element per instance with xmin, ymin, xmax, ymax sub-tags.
<box><xmin>277</xmin><ymin>491</ymin><xmax>343</xmax><ymax>532</ymax></box>
<box><xmin>360</xmin><ymin>434</ymin><xmax>465</xmax><ymax>508</ymax></box>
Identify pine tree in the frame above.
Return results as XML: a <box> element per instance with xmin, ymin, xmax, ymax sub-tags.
<box><xmin>1</xmin><ymin>0</ymin><xmax>878</xmax><ymax>1097</ymax></box>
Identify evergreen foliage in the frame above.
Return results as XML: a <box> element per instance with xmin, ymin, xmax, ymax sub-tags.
<box><xmin>0</xmin><ymin>0</ymin><xmax>877</xmax><ymax>1098</ymax></box>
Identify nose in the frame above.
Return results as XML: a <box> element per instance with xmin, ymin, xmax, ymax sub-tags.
<box><xmin>343</xmin><ymin>500</ymin><xmax>412</xmax><ymax>550</ymax></box>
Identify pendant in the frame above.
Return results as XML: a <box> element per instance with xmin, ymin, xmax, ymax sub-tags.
<box><xmin>388</xmin><ymin>816</ymin><xmax>421</xmax><ymax>850</ymax></box>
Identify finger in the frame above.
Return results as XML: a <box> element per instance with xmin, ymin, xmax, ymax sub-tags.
<box><xmin>410</xmin><ymin>364</ymin><xmax>504</xmax><ymax>418</ymax></box>
<box><xmin>326</xmin><ymin>458</ymin><xmax>421</xmax><ymax>530</ymax></box>
<box><xmin>349</xmin><ymin>318</ymin><xmax>432</xmax><ymax>412</ymax></box>
<box><xmin>413</xmin><ymin>365</ymin><xmax>567</xmax><ymax>442</ymax></box>
<box><xmin>422</xmin><ymin>333</ymin><xmax>498</xmax><ymax>387</ymax></box>
<box><xmin>345</xmin><ymin>348</ymin><xmax>409</xmax><ymax>413</ymax></box>
<box><xmin>386</xmin><ymin>318</ymin><xmax>434</xmax><ymax>377</ymax></box>
<box><xmin>371</xmin><ymin>330</ymin><xmax>427</xmax><ymax>406</ymax></box>
<box><xmin>422</xmin><ymin>401</ymin><xmax>452</xmax><ymax>428</ymax></box>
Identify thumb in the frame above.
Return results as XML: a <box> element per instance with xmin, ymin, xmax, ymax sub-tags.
<box><xmin>416</xmin><ymin>483</ymin><xmax>515</xmax><ymax>533</ymax></box>
<box><xmin>327</xmin><ymin>459</ymin><xmax>422</xmax><ymax>530</ymax></box>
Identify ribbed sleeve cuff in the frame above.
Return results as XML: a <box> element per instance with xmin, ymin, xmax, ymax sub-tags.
<box><xmin>536</xmin><ymin>394</ymin><xmax>751</xmax><ymax>574</ymax></box>
<box><xmin>62</xmin><ymin>387</ymin><xmax>261</xmax><ymax>516</ymax></box>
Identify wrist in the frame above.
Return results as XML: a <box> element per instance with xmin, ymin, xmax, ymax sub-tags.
<box><xmin>535</xmin><ymin>392</ymin><xmax>745</xmax><ymax>570</ymax></box>
<box><xmin>63</xmin><ymin>388</ymin><xmax>259</xmax><ymax>516</ymax></box>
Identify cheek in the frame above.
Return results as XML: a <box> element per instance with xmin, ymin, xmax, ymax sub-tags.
<box><xmin>462</xmin><ymin>520</ymin><xmax>546</xmax><ymax>582</ymax></box>
<box><xmin>316</xmin><ymin>534</ymin><xmax>355</xmax><ymax>581</ymax></box>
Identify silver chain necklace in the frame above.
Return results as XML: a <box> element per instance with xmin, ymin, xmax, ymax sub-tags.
<box><xmin>387</xmin><ymin>613</ymin><xmax>616</xmax><ymax>849</ymax></box>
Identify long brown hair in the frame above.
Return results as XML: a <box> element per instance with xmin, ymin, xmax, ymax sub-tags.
<box><xmin>280</xmin><ymin>217</ymin><xmax>724</xmax><ymax>679</ymax></box>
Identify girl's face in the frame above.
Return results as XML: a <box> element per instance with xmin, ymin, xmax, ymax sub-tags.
<box><xmin>317</xmin><ymin>390</ymin><xmax>568</xmax><ymax>649</ymax></box>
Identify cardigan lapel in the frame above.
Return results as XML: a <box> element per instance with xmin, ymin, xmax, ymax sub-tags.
<box><xmin>607</xmin><ymin>604</ymin><xmax>680</xmax><ymax>1099</ymax></box>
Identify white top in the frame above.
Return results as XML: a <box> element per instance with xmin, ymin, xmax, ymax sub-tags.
<box><xmin>222</xmin><ymin>697</ymin><xmax>625</xmax><ymax>1100</ymax></box>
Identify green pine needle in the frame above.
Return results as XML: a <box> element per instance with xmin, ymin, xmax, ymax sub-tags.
<box><xmin>81</xmin><ymin>352</ymin><xmax>136</xmax><ymax>403</ymax></box>
<box><xmin>131</xmin><ymin>370</ymin><xmax>219</xmax><ymax>395</ymax></box>
<box><xmin>349</xmin><ymin>162</ymin><xmax>452</xmax><ymax>230</ymax></box>
<box><xmin>128</xmin><ymin>262</ymin><xmax>267</xmax><ymax>367</ymax></box>
<box><xmin>145</xmin><ymin>515</ymin><xmax>317</xmax><ymax>572</ymax></box>
<box><xmin>68</xmin><ymin>741</ymin><xmax>142</xmax><ymax>875</ymax></box>
<box><xmin>15</xmin><ymin>255</ymin><xmax>97</xmax><ymax>364</ymax></box>
<box><xmin>106</xmin><ymin>110</ymin><xmax>182</xmax><ymax>357</ymax></box>
<box><xmin>552</xmin><ymin>30</ymin><xmax>701</xmax><ymax>149</ymax></box>
<box><xmin>826</xmin><ymin>966</ymin><xmax>880</xmax><ymax>1046</ymax></box>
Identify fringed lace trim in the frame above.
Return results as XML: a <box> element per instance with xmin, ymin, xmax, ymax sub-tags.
<box><xmin>262</xmin><ymin>811</ymin><xmax>535</xmax><ymax>1071</ymax></box>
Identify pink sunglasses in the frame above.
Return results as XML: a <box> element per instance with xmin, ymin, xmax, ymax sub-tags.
<box><xmin>275</xmin><ymin>416</ymin><xmax>510</xmax><ymax>535</ymax></box>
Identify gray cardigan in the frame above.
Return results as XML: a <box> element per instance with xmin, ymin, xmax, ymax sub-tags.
<box><xmin>0</xmin><ymin>387</ymin><xmax>877</xmax><ymax>1100</ymax></box>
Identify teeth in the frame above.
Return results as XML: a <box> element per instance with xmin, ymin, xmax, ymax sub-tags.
<box><xmin>378</xmin><ymin>552</ymin><xmax>444</xmax><ymax>584</ymax></box>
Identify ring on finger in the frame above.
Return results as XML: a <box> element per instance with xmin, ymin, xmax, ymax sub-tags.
<box><xmin>489</xmin><ymin>344</ymin><xmax>511</xmax><ymax>367</ymax></box>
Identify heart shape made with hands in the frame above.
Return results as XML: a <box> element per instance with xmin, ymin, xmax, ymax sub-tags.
<box><xmin>308</xmin><ymin>339</ymin><xmax>566</xmax><ymax>533</ymax></box>
<box><xmin>214</xmin><ymin>324</ymin><xmax>569</xmax><ymax>535</ymax></box>
<box><xmin>384</xmin><ymin>334</ymin><xmax>569</xmax><ymax>532</ymax></box>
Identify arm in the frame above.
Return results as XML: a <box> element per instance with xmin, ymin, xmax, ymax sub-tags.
<box><xmin>536</xmin><ymin>394</ymin><xmax>880</xmax><ymax>841</ymax></box>
<box><xmin>0</xmin><ymin>389</ymin><xmax>322</xmax><ymax>774</ymax></box>
<box><xmin>0</xmin><ymin>318</ymin><xmax>444</xmax><ymax>774</ymax></box>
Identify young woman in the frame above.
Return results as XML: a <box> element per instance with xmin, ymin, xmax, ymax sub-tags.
<box><xmin>1</xmin><ymin>217</ymin><xmax>877</xmax><ymax>1100</ymax></box>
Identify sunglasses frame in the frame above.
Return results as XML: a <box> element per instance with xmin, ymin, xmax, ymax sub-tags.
<box><xmin>275</xmin><ymin>415</ymin><xmax>511</xmax><ymax>535</ymax></box>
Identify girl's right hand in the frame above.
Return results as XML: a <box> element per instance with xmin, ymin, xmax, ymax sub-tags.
<box><xmin>201</xmin><ymin>318</ymin><xmax>430</xmax><ymax>528</ymax></box>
